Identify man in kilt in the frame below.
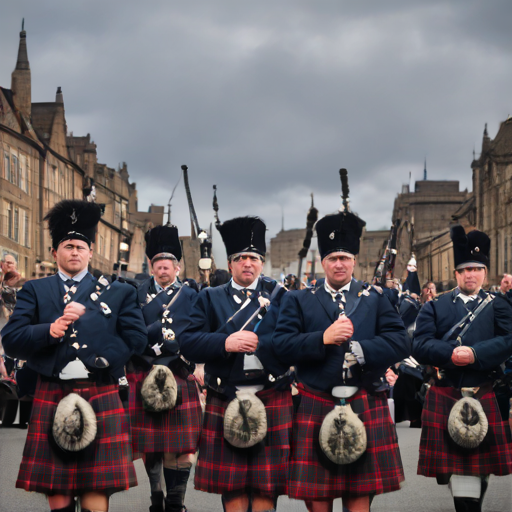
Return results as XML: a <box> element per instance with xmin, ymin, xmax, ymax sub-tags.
<box><xmin>128</xmin><ymin>225</ymin><xmax>202</xmax><ymax>512</ymax></box>
<box><xmin>1</xmin><ymin>200</ymin><xmax>148</xmax><ymax>512</ymax></box>
<box><xmin>181</xmin><ymin>216</ymin><xmax>293</xmax><ymax>512</ymax></box>
<box><xmin>272</xmin><ymin>210</ymin><xmax>410</xmax><ymax>512</ymax></box>
<box><xmin>413</xmin><ymin>225</ymin><xmax>512</xmax><ymax>512</ymax></box>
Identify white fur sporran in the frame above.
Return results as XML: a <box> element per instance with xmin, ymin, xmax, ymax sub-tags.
<box><xmin>319</xmin><ymin>403</ymin><xmax>367</xmax><ymax>465</ymax></box>
<box><xmin>141</xmin><ymin>365</ymin><xmax>178</xmax><ymax>412</ymax></box>
<box><xmin>448</xmin><ymin>396</ymin><xmax>488</xmax><ymax>449</ymax></box>
<box><xmin>223</xmin><ymin>390</ymin><xmax>267</xmax><ymax>448</ymax></box>
<box><xmin>53</xmin><ymin>393</ymin><xmax>97</xmax><ymax>452</ymax></box>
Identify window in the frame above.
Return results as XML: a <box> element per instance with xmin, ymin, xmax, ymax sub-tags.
<box><xmin>11</xmin><ymin>155</ymin><xmax>18</xmax><ymax>186</ymax></box>
<box><xmin>24</xmin><ymin>209</ymin><xmax>30</xmax><ymax>247</ymax></box>
<box><xmin>13</xmin><ymin>206</ymin><xmax>19</xmax><ymax>242</ymax></box>
<box><xmin>3</xmin><ymin>152</ymin><xmax>10</xmax><ymax>181</ymax></box>
<box><xmin>6</xmin><ymin>202</ymin><xmax>13</xmax><ymax>239</ymax></box>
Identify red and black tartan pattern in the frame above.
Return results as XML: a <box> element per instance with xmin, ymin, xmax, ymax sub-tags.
<box><xmin>288</xmin><ymin>384</ymin><xmax>405</xmax><ymax>500</ymax></box>
<box><xmin>16</xmin><ymin>377</ymin><xmax>137</xmax><ymax>494</ymax></box>
<box><xmin>127</xmin><ymin>368</ymin><xmax>202</xmax><ymax>456</ymax></box>
<box><xmin>194</xmin><ymin>387</ymin><xmax>293</xmax><ymax>497</ymax></box>
<box><xmin>418</xmin><ymin>385</ymin><xmax>512</xmax><ymax>478</ymax></box>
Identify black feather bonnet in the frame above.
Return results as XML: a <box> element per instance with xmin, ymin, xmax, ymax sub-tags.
<box><xmin>450</xmin><ymin>225</ymin><xmax>490</xmax><ymax>270</ymax></box>
<box><xmin>145</xmin><ymin>225</ymin><xmax>182</xmax><ymax>262</ymax></box>
<box><xmin>44</xmin><ymin>200</ymin><xmax>102</xmax><ymax>249</ymax></box>
<box><xmin>217</xmin><ymin>216</ymin><xmax>266</xmax><ymax>258</ymax></box>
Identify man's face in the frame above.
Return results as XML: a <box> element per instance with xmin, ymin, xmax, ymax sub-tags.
<box><xmin>321</xmin><ymin>252</ymin><xmax>355</xmax><ymax>290</ymax></box>
<box><xmin>229</xmin><ymin>253</ymin><xmax>263</xmax><ymax>287</ymax></box>
<box><xmin>1</xmin><ymin>255</ymin><xmax>16</xmax><ymax>274</ymax></box>
<box><xmin>421</xmin><ymin>282</ymin><xmax>437</xmax><ymax>303</ymax></box>
<box><xmin>152</xmin><ymin>259</ymin><xmax>178</xmax><ymax>288</ymax></box>
<box><xmin>455</xmin><ymin>267</ymin><xmax>486</xmax><ymax>295</ymax></box>
<box><xmin>500</xmin><ymin>274</ymin><xmax>512</xmax><ymax>293</ymax></box>
<box><xmin>52</xmin><ymin>239</ymin><xmax>92</xmax><ymax>277</ymax></box>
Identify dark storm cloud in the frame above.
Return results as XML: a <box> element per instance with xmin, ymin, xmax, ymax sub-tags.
<box><xmin>2</xmin><ymin>0</ymin><xmax>512</xmax><ymax>252</ymax></box>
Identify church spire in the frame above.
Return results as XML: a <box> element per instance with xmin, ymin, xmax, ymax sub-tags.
<box><xmin>11</xmin><ymin>19</ymin><xmax>32</xmax><ymax>120</ymax></box>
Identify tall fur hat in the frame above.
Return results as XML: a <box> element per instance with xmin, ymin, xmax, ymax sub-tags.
<box><xmin>448</xmin><ymin>397</ymin><xmax>488</xmax><ymax>449</ymax></box>
<box><xmin>316</xmin><ymin>211</ymin><xmax>366</xmax><ymax>260</ymax></box>
<box><xmin>145</xmin><ymin>225</ymin><xmax>182</xmax><ymax>262</ymax></box>
<box><xmin>52</xmin><ymin>393</ymin><xmax>97</xmax><ymax>452</ymax></box>
<box><xmin>451</xmin><ymin>225</ymin><xmax>490</xmax><ymax>270</ymax></box>
<box><xmin>403</xmin><ymin>270</ymin><xmax>421</xmax><ymax>296</ymax></box>
<box><xmin>141</xmin><ymin>365</ymin><xmax>178</xmax><ymax>412</ymax></box>
<box><xmin>217</xmin><ymin>217</ymin><xmax>266</xmax><ymax>257</ymax></box>
<box><xmin>44</xmin><ymin>200</ymin><xmax>102</xmax><ymax>249</ymax></box>
<box><xmin>223</xmin><ymin>390</ymin><xmax>267</xmax><ymax>448</ymax></box>
<box><xmin>319</xmin><ymin>403</ymin><xmax>367</xmax><ymax>465</ymax></box>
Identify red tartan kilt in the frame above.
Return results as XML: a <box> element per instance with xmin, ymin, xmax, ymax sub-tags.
<box><xmin>127</xmin><ymin>368</ymin><xmax>202</xmax><ymax>455</ymax></box>
<box><xmin>194</xmin><ymin>387</ymin><xmax>293</xmax><ymax>497</ymax></box>
<box><xmin>16</xmin><ymin>376</ymin><xmax>137</xmax><ymax>494</ymax></box>
<box><xmin>289</xmin><ymin>384</ymin><xmax>405</xmax><ymax>500</ymax></box>
<box><xmin>418</xmin><ymin>385</ymin><xmax>512</xmax><ymax>477</ymax></box>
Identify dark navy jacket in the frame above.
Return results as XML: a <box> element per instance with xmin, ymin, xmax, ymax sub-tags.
<box><xmin>399</xmin><ymin>295</ymin><xmax>422</xmax><ymax>329</ymax></box>
<box><xmin>180</xmin><ymin>277</ymin><xmax>288</xmax><ymax>389</ymax></box>
<box><xmin>134</xmin><ymin>278</ymin><xmax>197</xmax><ymax>369</ymax></box>
<box><xmin>272</xmin><ymin>279</ymin><xmax>410</xmax><ymax>393</ymax></box>
<box><xmin>413</xmin><ymin>289</ymin><xmax>512</xmax><ymax>388</ymax></box>
<box><xmin>1</xmin><ymin>274</ymin><xmax>147</xmax><ymax>379</ymax></box>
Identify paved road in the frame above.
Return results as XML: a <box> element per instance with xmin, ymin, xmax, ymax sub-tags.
<box><xmin>0</xmin><ymin>421</ymin><xmax>511</xmax><ymax>512</ymax></box>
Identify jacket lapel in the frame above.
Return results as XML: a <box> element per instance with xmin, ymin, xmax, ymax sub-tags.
<box><xmin>313</xmin><ymin>285</ymin><xmax>338</xmax><ymax>322</ymax></box>
<box><xmin>49</xmin><ymin>274</ymin><xmax>65</xmax><ymax>312</ymax></box>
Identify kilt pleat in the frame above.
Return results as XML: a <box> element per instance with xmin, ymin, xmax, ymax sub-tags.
<box><xmin>288</xmin><ymin>384</ymin><xmax>404</xmax><ymax>500</ymax></box>
<box><xmin>418</xmin><ymin>386</ymin><xmax>512</xmax><ymax>477</ymax></box>
<box><xmin>127</xmin><ymin>368</ymin><xmax>202</xmax><ymax>455</ymax></box>
<box><xmin>194</xmin><ymin>387</ymin><xmax>293</xmax><ymax>497</ymax></box>
<box><xmin>16</xmin><ymin>377</ymin><xmax>137</xmax><ymax>494</ymax></box>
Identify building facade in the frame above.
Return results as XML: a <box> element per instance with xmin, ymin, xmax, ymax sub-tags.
<box><xmin>0</xmin><ymin>26</ymin><xmax>163</xmax><ymax>279</ymax></box>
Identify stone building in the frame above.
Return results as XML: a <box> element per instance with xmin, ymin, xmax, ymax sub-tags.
<box><xmin>353</xmin><ymin>229</ymin><xmax>389</xmax><ymax>282</ymax></box>
<box><xmin>0</xmin><ymin>26</ymin><xmax>163</xmax><ymax>279</ymax></box>
<box><xmin>468</xmin><ymin>121</ymin><xmax>512</xmax><ymax>283</ymax></box>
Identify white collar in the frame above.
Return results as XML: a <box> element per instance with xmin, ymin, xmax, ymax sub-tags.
<box><xmin>58</xmin><ymin>268</ymin><xmax>89</xmax><ymax>283</ymax></box>
<box><xmin>457</xmin><ymin>291</ymin><xmax>479</xmax><ymax>303</ymax></box>
<box><xmin>324</xmin><ymin>279</ymin><xmax>352</xmax><ymax>296</ymax></box>
<box><xmin>154</xmin><ymin>277</ymin><xmax>177</xmax><ymax>293</ymax></box>
<box><xmin>231</xmin><ymin>277</ymin><xmax>259</xmax><ymax>291</ymax></box>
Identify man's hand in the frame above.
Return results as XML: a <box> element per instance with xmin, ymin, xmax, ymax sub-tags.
<box><xmin>451</xmin><ymin>346</ymin><xmax>475</xmax><ymax>366</ymax></box>
<box><xmin>385</xmin><ymin>367</ymin><xmax>398</xmax><ymax>387</ymax></box>
<box><xmin>225</xmin><ymin>331</ymin><xmax>259</xmax><ymax>353</ymax></box>
<box><xmin>62</xmin><ymin>302</ymin><xmax>86</xmax><ymax>322</ymax></box>
<box><xmin>194</xmin><ymin>364</ymin><xmax>205</xmax><ymax>386</ymax></box>
<box><xmin>49</xmin><ymin>317</ymin><xmax>71</xmax><ymax>338</ymax></box>
<box><xmin>49</xmin><ymin>302</ymin><xmax>86</xmax><ymax>339</ymax></box>
<box><xmin>323</xmin><ymin>316</ymin><xmax>354</xmax><ymax>345</ymax></box>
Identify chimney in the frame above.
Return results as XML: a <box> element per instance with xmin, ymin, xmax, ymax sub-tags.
<box><xmin>56</xmin><ymin>86</ymin><xmax>64</xmax><ymax>103</ymax></box>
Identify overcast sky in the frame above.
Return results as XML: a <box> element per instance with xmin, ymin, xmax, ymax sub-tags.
<box><xmin>2</xmin><ymin>1</ymin><xmax>512</xmax><ymax>261</ymax></box>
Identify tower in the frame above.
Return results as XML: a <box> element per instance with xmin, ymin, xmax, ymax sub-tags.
<box><xmin>10</xmin><ymin>19</ymin><xmax>32</xmax><ymax>121</ymax></box>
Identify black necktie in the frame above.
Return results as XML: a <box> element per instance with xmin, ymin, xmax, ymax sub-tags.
<box><xmin>464</xmin><ymin>298</ymin><xmax>480</xmax><ymax>313</ymax></box>
<box><xmin>63</xmin><ymin>279</ymin><xmax>79</xmax><ymax>304</ymax></box>
<box><xmin>335</xmin><ymin>291</ymin><xmax>346</xmax><ymax>316</ymax></box>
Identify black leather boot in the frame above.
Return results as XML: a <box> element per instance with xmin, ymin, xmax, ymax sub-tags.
<box><xmin>453</xmin><ymin>497</ymin><xmax>481</xmax><ymax>512</ymax></box>
<box><xmin>163</xmin><ymin>468</ymin><xmax>190</xmax><ymax>512</ymax></box>
<box><xmin>150</xmin><ymin>490</ymin><xmax>165</xmax><ymax>512</ymax></box>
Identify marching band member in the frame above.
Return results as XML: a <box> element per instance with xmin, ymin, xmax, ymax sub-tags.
<box><xmin>1</xmin><ymin>200</ymin><xmax>147</xmax><ymax>512</ymax></box>
<box><xmin>413</xmin><ymin>225</ymin><xmax>512</xmax><ymax>512</ymax></box>
<box><xmin>181</xmin><ymin>216</ymin><xmax>292</xmax><ymax>512</ymax></box>
<box><xmin>128</xmin><ymin>225</ymin><xmax>201</xmax><ymax>512</ymax></box>
<box><xmin>272</xmin><ymin>209</ymin><xmax>409</xmax><ymax>512</ymax></box>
